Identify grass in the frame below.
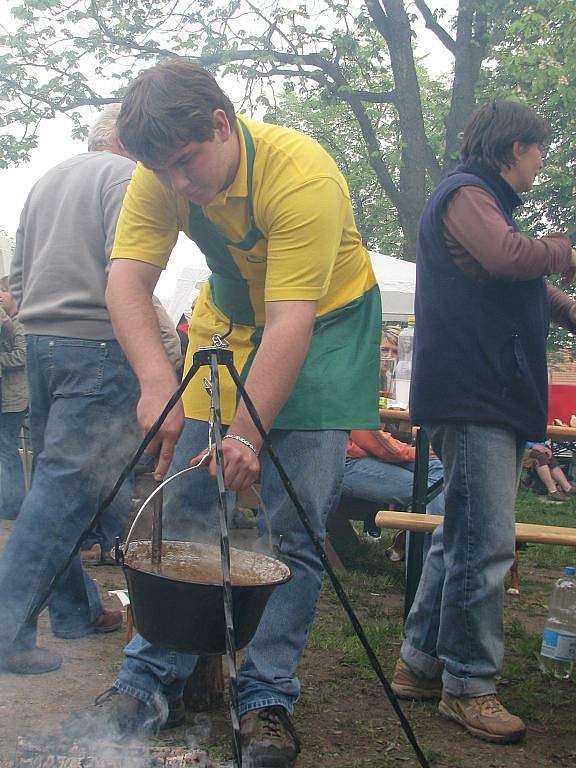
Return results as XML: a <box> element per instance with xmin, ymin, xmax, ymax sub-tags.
<box><xmin>514</xmin><ymin>485</ymin><xmax>576</xmax><ymax>569</ymax></box>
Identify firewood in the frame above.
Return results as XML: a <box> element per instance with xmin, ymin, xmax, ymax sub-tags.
<box><xmin>14</xmin><ymin>736</ymin><xmax>221</xmax><ymax>767</ymax></box>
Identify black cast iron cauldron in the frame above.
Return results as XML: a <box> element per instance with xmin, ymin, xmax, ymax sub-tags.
<box><xmin>120</xmin><ymin>466</ymin><xmax>291</xmax><ymax>656</ymax></box>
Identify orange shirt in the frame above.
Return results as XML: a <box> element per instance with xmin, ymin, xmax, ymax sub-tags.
<box><xmin>347</xmin><ymin>430</ymin><xmax>416</xmax><ymax>463</ymax></box>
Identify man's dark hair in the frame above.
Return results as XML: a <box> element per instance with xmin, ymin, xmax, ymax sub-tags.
<box><xmin>117</xmin><ymin>60</ymin><xmax>237</xmax><ymax>167</ymax></box>
<box><xmin>460</xmin><ymin>101</ymin><xmax>550</xmax><ymax>172</ymax></box>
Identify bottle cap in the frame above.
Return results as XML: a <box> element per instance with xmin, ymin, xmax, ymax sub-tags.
<box><xmin>565</xmin><ymin>566</ymin><xmax>576</xmax><ymax>575</ymax></box>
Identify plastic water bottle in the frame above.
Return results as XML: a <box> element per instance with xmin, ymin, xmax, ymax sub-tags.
<box><xmin>539</xmin><ymin>566</ymin><xmax>576</xmax><ymax>679</ymax></box>
<box><xmin>393</xmin><ymin>316</ymin><xmax>415</xmax><ymax>405</ymax></box>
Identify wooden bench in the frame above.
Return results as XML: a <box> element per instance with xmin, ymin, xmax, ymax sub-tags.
<box><xmin>375</xmin><ymin>509</ymin><xmax>576</xmax><ymax>546</ymax></box>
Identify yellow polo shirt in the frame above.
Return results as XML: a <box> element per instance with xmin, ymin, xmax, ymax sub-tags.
<box><xmin>112</xmin><ymin>115</ymin><xmax>380</xmax><ymax>428</ymax></box>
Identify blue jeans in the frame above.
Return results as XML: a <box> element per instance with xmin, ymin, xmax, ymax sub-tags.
<box><xmin>0</xmin><ymin>409</ymin><xmax>27</xmax><ymax>520</ymax></box>
<box><xmin>116</xmin><ymin>418</ymin><xmax>348</xmax><ymax>714</ymax></box>
<box><xmin>82</xmin><ymin>476</ymin><xmax>135</xmax><ymax>555</ymax></box>
<box><xmin>0</xmin><ymin>336</ymin><xmax>139</xmax><ymax>652</ymax></box>
<box><xmin>401</xmin><ymin>422</ymin><xmax>524</xmax><ymax>697</ymax></box>
<box><xmin>342</xmin><ymin>456</ymin><xmax>444</xmax><ymax>516</ymax></box>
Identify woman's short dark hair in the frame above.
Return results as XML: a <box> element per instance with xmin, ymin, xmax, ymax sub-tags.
<box><xmin>117</xmin><ymin>60</ymin><xmax>237</xmax><ymax>167</ymax></box>
<box><xmin>460</xmin><ymin>101</ymin><xmax>550</xmax><ymax>172</ymax></box>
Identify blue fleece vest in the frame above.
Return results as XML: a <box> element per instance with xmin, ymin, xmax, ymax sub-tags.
<box><xmin>410</xmin><ymin>166</ymin><xmax>549</xmax><ymax>441</ymax></box>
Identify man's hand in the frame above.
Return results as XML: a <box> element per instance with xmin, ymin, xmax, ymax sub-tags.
<box><xmin>561</xmin><ymin>248</ymin><xmax>576</xmax><ymax>284</ymax></box>
<box><xmin>189</xmin><ymin>440</ymin><xmax>260</xmax><ymax>491</ymax></box>
<box><xmin>138</xmin><ymin>382</ymin><xmax>185</xmax><ymax>481</ymax></box>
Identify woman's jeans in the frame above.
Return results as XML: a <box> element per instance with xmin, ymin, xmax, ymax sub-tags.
<box><xmin>401</xmin><ymin>422</ymin><xmax>525</xmax><ymax>697</ymax></box>
<box><xmin>116</xmin><ymin>418</ymin><xmax>348</xmax><ymax>715</ymax></box>
<box><xmin>0</xmin><ymin>409</ymin><xmax>27</xmax><ymax>520</ymax></box>
<box><xmin>0</xmin><ymin>336</ymin><xmax>139</xmax><ymax>652</ymax></box>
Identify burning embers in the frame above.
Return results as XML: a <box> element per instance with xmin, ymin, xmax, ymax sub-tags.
<box><xmin>14</xmin><ymin>734</ymin><xmax>229</xmax><ymax>768</ymax></box>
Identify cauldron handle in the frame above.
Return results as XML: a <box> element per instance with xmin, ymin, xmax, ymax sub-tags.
<box><xmin>124</xmin><ymin>456</ymin><xmax>210</xmax><ymax>553</ymax></box>
<box><xmin>123</xmin><ymin>454</ymin><xmax>274</xmax><ymax>556</ymax></box>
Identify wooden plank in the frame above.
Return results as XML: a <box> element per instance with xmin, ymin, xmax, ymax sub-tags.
<box><xmin>375</xmin><ymin>510</ymin><xmax>576</xmax><ymax>546</ymax></box>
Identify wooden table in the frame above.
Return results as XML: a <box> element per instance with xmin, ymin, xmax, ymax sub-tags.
<box><xmin>547</xmin><ymin>424</ymin><xmax>576</xmax><ymax>442</ymax></box>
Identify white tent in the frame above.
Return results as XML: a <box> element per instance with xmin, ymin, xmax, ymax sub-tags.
<box><xmin>158</xmin><ymin>246</ymin><xmax>416</xmax><ymax>325</ymax></box>
<box><xmin>369</xmin><ymin>251</ymin><xmax>415</xmax><ymax>322</ymax></box>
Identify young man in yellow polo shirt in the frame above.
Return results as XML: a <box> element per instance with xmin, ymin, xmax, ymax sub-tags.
<box><xmin>76</xmin><ymin>61</ymin><xmax>380</xmax><ymax>766</ymax></box>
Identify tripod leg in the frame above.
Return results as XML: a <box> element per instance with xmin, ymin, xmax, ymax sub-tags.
<box><xmin>210</xmin><ymin>354</ymin><xmax>242</xmax><ymax>768</ymax></box>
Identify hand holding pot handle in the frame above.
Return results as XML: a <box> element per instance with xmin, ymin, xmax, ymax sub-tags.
<box><xmin>190</xmin><ymin>439</ymin><xmax>260</xmax><ymax>491</ymax></box>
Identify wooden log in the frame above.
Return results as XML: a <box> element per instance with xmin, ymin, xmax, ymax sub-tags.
<box><xmin>183</xmin><ymin>656</ymin><xmax>225</xmax><ymax>711</ymax></box>
<box><xmin>375</xmin><ymin>510</ymin><xmax>576</xmax><ymax>546</ymax></box>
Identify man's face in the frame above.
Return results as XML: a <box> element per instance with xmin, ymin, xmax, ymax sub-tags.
<box><xmin>509</xmin><ymin>142</ymin><xmax>545</xmax><ymax>193</ymax></box>
<box><xmin>147</xmin><ymin>110</ymin><xmax>239</xmax><ymax>205</ymax></box>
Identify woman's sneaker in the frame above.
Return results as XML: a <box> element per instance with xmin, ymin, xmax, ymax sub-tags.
<box><xmin>438</xmin><ymin>692</ymin><xmax>526</xmax><ymax>744</ymax></box>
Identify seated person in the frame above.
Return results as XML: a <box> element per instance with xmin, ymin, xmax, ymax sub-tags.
<box><xmin>525</xmin><ymin>441</ymin><xmax>576</xmax><ymax>503</ymax></box>
<box><xmin>342</xmin><ymin>426</ymin><xmax>444</xmax><ymax>545</ymax></box>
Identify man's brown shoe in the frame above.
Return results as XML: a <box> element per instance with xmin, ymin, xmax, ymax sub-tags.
<box><xmin>54</xmin><ymin>609</ymin><xmax>123</xmax><ymax>639</ymax></box>
<box><xmin>240</xmin><ymin>706</ymin><xmax>301</xmax><ymax>767</ymax></box>
<box><xmin>92</xmin><ymin>609</ymin><xmax>123</xmax><ymax>634</ymax></box>
<box><xmin>391</xmin><ymin>658</ymin><xmax>442</xmax><ymax>701</ymax></box>
<box><xmin>0</xmin><ymin>646</ymin><xmax>62</xmax><ymax>675</ymax></box>
<box><xmin>439</xmin><ymin>692</ymin><xmax>526</xmax><ymax>744</ymax></box>
<box><xmin>63</xmin><ymin>688</ymin><xmax>178</xmax><ymax>740</ymax></box>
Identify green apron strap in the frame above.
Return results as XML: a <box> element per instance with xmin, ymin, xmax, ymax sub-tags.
<box><xmin>185</xmin><ymin>118</ymin><xmax>265</xmax><ymax>326</ymax></box>
<box><xmin>187</xmin><ymin>118</ymin><xmax>264</xmax><ymax>253</ymax></box>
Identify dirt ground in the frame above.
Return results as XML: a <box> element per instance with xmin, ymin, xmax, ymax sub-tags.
<box><xmin>1</xmin><ymin>518</ymin><xmax>575</xmax><ymax>768</ymax></box>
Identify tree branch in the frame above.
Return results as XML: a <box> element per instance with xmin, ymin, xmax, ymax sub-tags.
<box><xmin>88</xmin><ymin>0</ymin><xmax>174</xmax><ymax>57</ymax></box>
<box><xmin>414</xmin><ymin>0</ymin><xmax>456</xmax><ymax>55</ymax></box>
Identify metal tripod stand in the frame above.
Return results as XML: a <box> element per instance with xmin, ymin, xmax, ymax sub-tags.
<box><xmin>26</xmin><ymin>331</ymin><xmax>431</xmax><ymax>768</ymax></box>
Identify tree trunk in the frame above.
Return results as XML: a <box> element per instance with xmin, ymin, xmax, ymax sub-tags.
<box><xmin>443</xmin><ymin>1</ymin><xmax>489</xmax><ymax>171</ymax></box>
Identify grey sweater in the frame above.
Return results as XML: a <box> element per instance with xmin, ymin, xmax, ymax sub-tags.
<box><xmin>10</xmin><ymin>151</ymin><xmax>136</xmax><ymax>339</ymax></box>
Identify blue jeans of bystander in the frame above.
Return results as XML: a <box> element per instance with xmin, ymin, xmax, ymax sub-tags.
<box><xmin>0</xmin><ymin>409</ymin><xmax>27</xmax><ymax>520</ymax></box>
<box><xmin>0</xmin><ymin>336</ymin><xmax>139</xmax><ymax>653</ymax></box>
<box><xmin>401</xmin><ymin>422</ymin><xmax>525</xmax><ymax>696</ymax></box>
<box><xmin>116</xmin><ymin>418</ymin><xmax>348</xmax><ymax>714</ymax></box>
<box><xmin>342</xmin><ymin>456</ymin><xmax>444</xmax><ymax>516</ymax></box>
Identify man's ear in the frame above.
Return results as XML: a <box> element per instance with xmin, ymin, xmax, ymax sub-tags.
<box><xmin>213</xmin><ymin>109</ymin><xmax>232</xmax><ymax>141</ymax></box>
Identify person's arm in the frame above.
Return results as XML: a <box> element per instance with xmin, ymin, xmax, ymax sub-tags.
<box><xmin>200</xmin><ymin>299</ymin><xmax>317</xmax><ymax>490</ymax></box>
<box><xmin>107</xmin><ymin>165</ymin><xmax>185</xmax><ymax>478</ymax></box>
<box><xmin>444</xmin><ymin>186</ymin><xmax>576</xmax><ymax>281</ymax></box>
<box><xmin>547</xmin><ymin>283</ymin><xmax>576</xmax><ymax>332</ymax></box>
<box><xmin>349</xmin><ymin>429</ymin><xmax>416</xmax><ymax>463</ymax></box>
<box><xmin>106</xmin><ymin>258</ymin><xmax>184</xmax><ymax>479</ymax></box>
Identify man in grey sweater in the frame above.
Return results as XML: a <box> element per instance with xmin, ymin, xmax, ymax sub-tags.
<box><xmin>0</xmin><ymin>106</ymin><xmax>139</xmax><ymax>675</ymax></box>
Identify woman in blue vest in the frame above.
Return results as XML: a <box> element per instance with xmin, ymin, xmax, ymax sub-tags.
<box><xmin>390</xmin><ymin>101</ymin><xmax>576</xmax><ymax>744</ymax></box>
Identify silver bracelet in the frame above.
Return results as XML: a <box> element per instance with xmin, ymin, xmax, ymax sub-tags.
<box><xmin>223</xmin><ymin>433</ymin><xmax>259</xmax><ymax>456</ymax></box>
